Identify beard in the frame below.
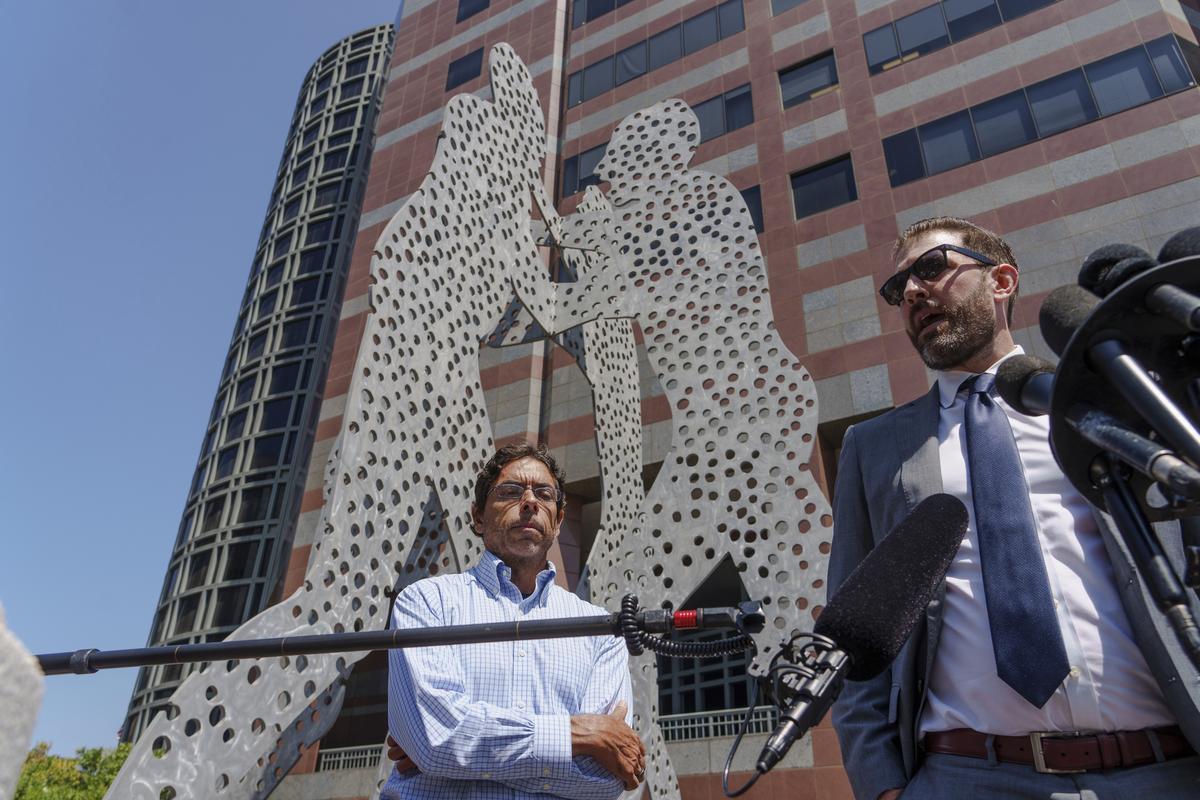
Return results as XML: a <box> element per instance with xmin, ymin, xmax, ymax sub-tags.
<box><xmin>908</xmin><ymin>278</ymin><xmax>997</xmax><ymax>371</ymax></box>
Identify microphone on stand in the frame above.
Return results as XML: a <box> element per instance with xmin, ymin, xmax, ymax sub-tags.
<box><xmin>995</xmin><ymin>355</ymin><xmax>1200</xmax><ymax>501</ymax></box>
<box><xmin>752</xmin><ymin>494</ymin><xmax>969</xmax><ymax>775</ymax></box>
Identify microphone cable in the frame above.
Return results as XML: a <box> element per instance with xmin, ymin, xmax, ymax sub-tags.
<box><xmin>617</xmin><ymin>595</ymin><xmax>754</xmax><ymax>657</ymax></box>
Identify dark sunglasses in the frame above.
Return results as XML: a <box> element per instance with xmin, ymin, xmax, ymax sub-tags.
<box><xmin>879</xmin><ymin>244</ymin><xmax>998</xmax><ymax>306</ymax></box>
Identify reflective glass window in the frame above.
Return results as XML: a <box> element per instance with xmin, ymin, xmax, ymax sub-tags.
<box><xmin>212</xmin><ymin>586</ymin><xmax>249</xmax><ymax>628</ymax></box>
<box><xmin>694</xmin><ymin>95</ymin><xmax>726</xmax><ymax>143</ymax></box>
<box><xmin>302</xmin><ymin>124</ymin><xmax>320</xmax><ymax>146</ymax></box>
<box><xmin>649</xmin><ymin>27</ymin><xmax>682</xmax><ymax>71</ymax></box>
<box><xmin>270</xmin><ymin>363</ymin><xmax>301</xmax><ymax>394</ymax></box>
<box><xmin>236</xmin><ymin>375</ymin><xmax>256</xmax><ymax>405</ymax></box>
<box><xmin>616</xmin><ymin>42</ymin><xmax>647</xmax><ymax>85</ymax></box>
<box><xmin>719</xmin><ymin>0</ymin><xmax>746</xmax><ymax>36</ymax></box>
<box><xmin>306</xmin><ymin>218</ymin><xmax>333</xmax><ymax>245</ymax></box>
<box><xmin>577</xmin><ymin>144</ymin><xmax>607</xmax><ymax>191</ymax></box>
<box><xmin>1085</xmin><ymin>47</ymin><xmax>1162</xmax><ymax>117</ymax></box>
<box><xmin>792</xmin><ymin>156</ymin><xmax>857</xmax><ymax>218</ymax></box>
<box><xmin>1147</xmin><ymin>36</ymin><xmax>1195</xmax><ymax>94</ymax></box>
<box><xmin>943</xmin><ymin>0</ymin><xmax>1001</xmax><ymax>40</ymax></box>
<box><xmin>919</xmin><ymin>110</ymin><xmax>980</xmax><ymax>175</ymax></box>
<box><xmin>322</xmin><ymin>148</ymin><xmax>348</xmax><ymax>173</ymax></box>
<box><xmin>292</xmin><ymin>277</ymin><xmax>321</xmax><ymax>306</ymax></box>
<box><xmin>290</xmin><ymin>163</ymin><xmax>309</xmax><ymax>189</ymax></box>
<box><xmin>308</xmin><ymin>94</ymin><xmax>326</xmax><ymax>116</ymax></box>
<box><xmin>272</xmin><ymin>232</ymin><xmax>292</xmax><ymax>259</ymax></box>
<box><xmin>683</xmin><ymin>9</ymin><xmax>719</xmax><ymax>56</ymax></box>
<box><xmin>332</xmin><ymin>109</ymin><xmax>356</xmax><ymax>130</ymax></box>
<box><xmin>238</xmin><ymin>486</ymin><xmax>270</xmax><ymax>522</ymax></box>
<box><xmin>772</xmin><ymin>0</ymin><xmax>807</xmax><ymax>12</ymax></box>
<box><xmin>246</xmin><ymin>332</ymin><xmax>267</xmax><ymax>361</ymax></box>
<box><xmin>298</xmin><ymin>248</ymin><xmax>325</xmax><ymax>274</ymax></box>
<box><xmin>971</xmin><ymin>90</ymin><xmax>1037</xmax><ymax>157</ymax></box>
<box><xmin>281</xmin><ymin>319</ymin><xmax>309</xmax><ymax>349</ymax></box>
<box><xmin>282</xmin><ymin>197</ymin><xmax>300</xmax><ymax>222</ymax></box>
<box><xmin>261</xmin><ymin>397</ymin><xmax>292</xmax><ymax>430</ymax></box>
<box><xmin>257</xmin><ymin>291</ymin><xmax>277</xmax><ymax>320</ymax></box>
<box><xmin>446</xmin><ymin>48</ymin><xmax>484</xmax><ymax>91</ymax></box>
<box><xmin>780</xmin><ymin>52</ymin><xmax>837</xmax><ymax>109</ymax></box>
<box><xmin>1027</xmin><ymin>69</ymin><xmax>1097</xmax><ymax>137</ymax></box>
<box><xmin>201</xmin><ymin>496</ymin><xmax>225</xmax><ymax>532</ymax></box>
<box><xmin>896</xmin><ymin>6</ymin><xmax>949</xmax><ymax>57</ymax></box>
<box><xmin>457</xmin><ymin>0</ymin><xmax>489</xmax><ymax>23</ymax></box>
<box><xmin>265</xmin><ymin>262</ymin><xmax>284</xmax><ymax>288</ymax></box>
<box><xmin>173</xmin><ymin>595</ymin><xmax>200</xmax><ymax>636</ymax></box>
<box><xmin>996</xmin><ymin>0</ymin><xmax>1055</xmax><ymax>20</ymax></box>
<box><xmin>582</xmin><ymin>58</ymin><xmax>614</xmax><ymax>102</ymax></box>
<box><xmin>739</xmin><ymin>185</ymin><xmax>764</xmax><ymax>232</ymax></box>
<box><xmin>883</xmin><ymin>129</ymin><xmax>925</xmax><ymax>186</ymax></box>
<box><xmin>567</xmin><ymin>72</ymin><xmax>582</xmax><ymax>107</ymax></box>
<box><xmin>864</xmin><ymin>26</ymin><xmax>900</xmax><ymax>73</ymax></box>
<box><xmin>251</xmin><ymin>435</ymin><xmax>285</xmax><ymax>469</ymax></box>
<box><xmin>313</xmin><ymin>183</ymin><xmax>340</xmax><ymax>208</ymax></box>
<box><xmin>225</xmin><ymin>410</ymin><xmax>247</xmax><ymax>442</ymax></box>
<box><xmin>724</xmin><ymin>84</ymin><xmax>754</xmax><ymax>133</ymax></box>
<box><xmin>224</xmin><ymin>542</ymin><xmax>259</xmax><ymax>581</ymax></box>
<box><xmin>345</xmin><ymin>56</ymin><xmax>369</xmax><ymax>77</ymax></box>
<box><xmin>339</xmin><ymin>78</ymin><xmax>364</xmax><ymax>102</ymax></box>
<box><xmin>216</xmin><ymin>446</ymin><xmax>238</xmax><ymax>479</ymax></box>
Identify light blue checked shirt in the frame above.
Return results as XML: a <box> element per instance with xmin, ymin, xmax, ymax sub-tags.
<box><xmin>382</xmin><ymin>550</ymin><xmax>633</xmax><ymax>799</ymax></box>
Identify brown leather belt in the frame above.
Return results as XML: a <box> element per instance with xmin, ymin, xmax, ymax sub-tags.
<box><xmin>923</xmin><ymin>726</ymin><xmax>1194</xmax><ymax>773</ymax></box>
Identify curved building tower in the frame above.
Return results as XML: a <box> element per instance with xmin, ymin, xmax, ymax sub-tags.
<box><xmin>122</xmin><ymin>23</ymin><xmax>395</xmax><ymax>744</ymax></box>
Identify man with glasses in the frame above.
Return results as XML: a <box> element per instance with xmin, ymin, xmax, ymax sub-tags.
<box><xmin>381</xmin><ymin>442</ymin><xmax>645</xmax><ymax>799</ymax></box>
<box><xmin>829</xmin><ymin>216</ymin><xmax>1200</xmax><ymax>799</ymax></box>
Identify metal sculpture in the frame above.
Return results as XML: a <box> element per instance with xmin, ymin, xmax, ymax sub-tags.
<box><xmin>106</xmin><ymin>44</ymin><xmax>831</xmax><ymax>800</ymax></box>
<box><xmin>0</xmin><ymin>604</ymin><xmax>43</xmax><ymax>800</ymax></box>
<box><xmin>105</xmin><ymin>42</ymin><xmax>558</xmax><ymax>800</ymax></box>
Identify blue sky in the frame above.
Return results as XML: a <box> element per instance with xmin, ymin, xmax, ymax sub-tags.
<box><xmin>0</xmin><ymin>1</ymin><xmax>400</xmax><ymax>755</ymax></box>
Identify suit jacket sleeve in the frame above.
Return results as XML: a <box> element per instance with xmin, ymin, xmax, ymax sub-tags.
<box><xmin>828</xmin><ymin>424</ymin><xmax>909</xmax><ymax>800</ymax></box>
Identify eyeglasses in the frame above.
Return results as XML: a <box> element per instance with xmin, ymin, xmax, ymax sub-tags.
<box><xmin>489</xmin><ymin>482</ymin><xmax>562</xmax><ymax>505</ymax></box>
<box><xmin>878</xmin><ymin>244</ymin><xmax>998</xmax><ymax>306</ymax></box>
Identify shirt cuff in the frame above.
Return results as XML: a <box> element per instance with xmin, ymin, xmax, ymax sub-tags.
<box><xmin>534</xmin><ymin>714</ymin><xmax>575</xmax><ymax>781</ymax></box>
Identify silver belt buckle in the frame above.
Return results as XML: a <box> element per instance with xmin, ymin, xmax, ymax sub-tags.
<box><xmin>1029</xmin><ymin>731</ymin><xmax>1087</xmax><ymax>774</ymax></box>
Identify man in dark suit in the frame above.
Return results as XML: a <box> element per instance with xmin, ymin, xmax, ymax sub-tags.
<box><xmin>829</xmin><ymin>216</ymin><xmax>1200</xmax><ymax>799</ymax></box>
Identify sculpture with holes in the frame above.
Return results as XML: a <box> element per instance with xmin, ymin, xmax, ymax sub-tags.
<box><xmin>104</xmin><ymin>42</ymin><xmax>562</xmax><ymax>800</ymax></box>
<box><xmin>512</xmin><ymin>99</ymin><xmax>835</xmax><ymax>796</ymax></box>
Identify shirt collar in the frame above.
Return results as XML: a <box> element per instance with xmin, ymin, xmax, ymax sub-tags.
<box><xmin>471</xmin><ymin>549</ymin><xmax>558</xmax><ymax>604</ymax></box>
<box><xmin>934</xmin><ymin>345</ymin><xmax>1024</xmax><ymax>409</ymax></box>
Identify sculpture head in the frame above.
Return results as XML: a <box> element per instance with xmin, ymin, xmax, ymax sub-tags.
<box><xmin>488</xmin><ymin>43</ymin><xmax>548</xmax><ymax>187</ymax></box>
<box><xmin>597</xmin><ymin>99</ymin><xmax>699</xmax><ymax>205</ymax></box>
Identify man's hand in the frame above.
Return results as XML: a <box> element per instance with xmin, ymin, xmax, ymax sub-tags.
<box><xmin>386</xmin><ymin>734</ymin><xmax>418</xmax><ymax>774</ymax></box>
<box><xmin>570</xmin><ymin>701</ymin><xmax>645</xmax><ymax>790</ymax></box>
<box><xmin>878</xmin><ymin>789</ymin><xmax>903</xmax><ymax>800</ymax></box>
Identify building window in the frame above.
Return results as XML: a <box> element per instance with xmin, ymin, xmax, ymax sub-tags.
<box><xmin>446</xmin><ymin>48</ymin><xmax>484</xmax><ymax>91</ymax></box>
<box><xmin>332</xmin><ymin>109</ymin><xmax>357</xmax><ymax>131</ymax></box>
<box><xmin>457</xmin><ymin>0</ymin><xmax>489</xmax><ymax>22</ymax></box>
<box><xmin>339</xmin><ymin>78</ymin><xmax>364</xmax><ymax>102</ymax></box>
<box><xmin>865</xmin><ymin>0</ymin><xmax>1058</xmax><ymax>74</ymax></box>
<box><xmin>308</xmin><ymin>94</ymin><xmax>327</xmax><ymax>116</ymax></box>
<box><xmin>270</xmin><ymin>362</ymin><xmax>302</xmax><ymax>394</ymax></box>
<box><xmin>236</xmin><ymin>375</ymin><xmax>257</xmax><ymax>405</ymax></box>
<box><xmin>251</xmin><ymin>434</ymin><xmax>285</xmax><ymax>469</ymax></box>
<box><xmin>302</xmin><ymin>124</ymin><xmax>321</xmax><ymax>147</ymax></box>
<box><xmin>306</xmin><ymin>218</ymin><xmax>334</xmax><ymax>245</ymax></box>
<box><xmin>791</xmin><ymin>156</ymin><xmax>857</xmax><ymax>218</ymax></box>
<box><xmin>693</xmin><ymin>84</ymin><xmax>753</xmax><ymax>143</ymax></box>
<box><xmin>562</xmin><ymin>143</ymin><xmax>607</xmax><ymax>196</ymax></box>
<box><xmin>225</xmin><ymin>410</ymin><xmax>247</xmax><ymax>443</ymax></box>
<box><xmin>261</xmin><ymin>397</ymin><xmax>292</xmax><ymax>430</ymax></box>
<box><xmin>572</xmin><ymin>0</ymin><xmax>636</xmax><ymax>29</ymax></box>
<box><xmin>567</xmin><ymin>2</ymin><xmax>745</xmax><ymax>107</ymax></box>
<box><xmin>345</xmin><ymin>57</ymin><xmax>369</xmax><ymax>78</ymax></box>
<box><xmin>313</xmin><ymin>183</ymin><xmax>340</xmax><ymax>209</ymax></box>
<box><xmin>212</xmin><ymin>586</ymin><xmax>250</xmax><ymax>628</ymax></box>
<box><xmin>739</xmin><ymin>185</ymin><xmax>764</xmax><ymax>232</ymax></box>
<box><xmin>238</xmin><ymin>486</ymin><xmax>271</xmax><ymax>522</ymax></box>
<box><xmin>771</xmin><ymin>0</ymin><xmax>808</xmax><ymax>13</ymax></box>
<box><xmin>298</xmin><ymin>248</ymin><xmax>326</xmax><ymax>274</ymax></box>
<box><xmin>779</xmin><ymin>52</ymin><xmax>837</xmax><ymax>109</ymax></box>
<box><xmin>881</xmin><ymin>36</ymin><xmax>1196</xmax><ymax>186</ymax></box>
<box><xmin>292</xmin><ymin>277</ymin><xmax>322</xmax><ymax>306</ymax></box>
<box><xmin>322</xmin><ymin>148</ymin><xmax>349</xmax><ymax>174</ymax></box>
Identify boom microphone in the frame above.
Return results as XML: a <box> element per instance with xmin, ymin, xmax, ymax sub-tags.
<box><xmin>754</xmin><ymin>494</ymin><xmax>969</xmax><ymax>773</ymax></box>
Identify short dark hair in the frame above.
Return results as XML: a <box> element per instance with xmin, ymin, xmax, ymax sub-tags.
<box><xmin>472</xmin><ymin>442</ymin><xmax>566</xmax><ymax>514</ymax></box>
<box><xmin>893</xmin><ymin>216</ymin><xmax>1019</xmax><ymax>324</ymax></box>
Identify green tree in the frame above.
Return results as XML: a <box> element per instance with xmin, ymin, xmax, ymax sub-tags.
<box><xmin>14</xmin><ymin>741</ymin><xmax>131</xmax><ymax>800</ymax></box>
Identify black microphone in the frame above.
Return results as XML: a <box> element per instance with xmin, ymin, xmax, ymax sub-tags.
<box><xmin>995</xmin><ymin>354</ymin><xmax>1200</xmax><ymax>500</ymax></box>
<box><xmin>1158</xmin><ymin>226</ymin><xmax>1200</xmax><ymax>264</ymax></box>
<box><xmin>755</xmin><ymin>494</ymin><xmax>969</xmax><ymax>773</ymax></box>
<box><xmin>1040</xmin><ymin>285</ymin><xmax>1099</xmax><ymax>356</ymax></box>
<box><xmin>1079</xmin><ymin>243</ymin><xmax>1156</xmax><ymax>297</ymax></box>
<box><xmin>996</xmin><ymin>354</ymin><xmax>1055</xmax><ymax>415</ymax></box>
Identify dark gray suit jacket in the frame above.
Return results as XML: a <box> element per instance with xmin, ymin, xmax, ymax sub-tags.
<box><xmin>828</xmin><ymin>385</ymin><xmax>1200</xmax><ymax>800</ymax></box>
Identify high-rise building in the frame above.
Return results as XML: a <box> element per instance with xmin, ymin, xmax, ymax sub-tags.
<box><xmin>121</xmin><ymin>22</ymin><xmax>396</xmax><ymax>744</ymax></box>
<box><xmin>123</xmin><ymin>0</ymin><xmax>1200</xmax><ymax>795</ymax></box>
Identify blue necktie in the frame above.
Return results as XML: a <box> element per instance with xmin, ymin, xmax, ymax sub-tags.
<box><xmin>964</xmin><ymin>373</ymin><xmax>1069</xmax><ymax>708</ymax></box>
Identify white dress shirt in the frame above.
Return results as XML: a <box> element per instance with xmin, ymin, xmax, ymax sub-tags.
<box><xmin>919</xmin><ymin>347</ymin><xmax>1175</xmax><ymax>736</ymax></box>
<box><xmin>382</xmin><ymin>550</ymin><xmax>632</xmax><ymax>799</ymax></box>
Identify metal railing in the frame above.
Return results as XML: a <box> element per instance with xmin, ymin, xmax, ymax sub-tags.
<box><xmin>315</xmin><ymin>743</ymin><xmax>385</xmax><ymax>772</ymax></box>
<box><xmin>657</xmin><ymin>706</ymin><xmax>778</xmax><ymax>742</ymax></box>
<box><xmin>315</xmin><ymin>708</ymin><xmax>778</xmax><ymax>771</ymax></box>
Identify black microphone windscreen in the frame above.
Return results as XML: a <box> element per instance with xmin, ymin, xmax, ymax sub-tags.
<box><xmin>1040</xmin><ymin>285</ymin><xmax>1099</xmax><ymax>356</ymax></box>
<box><xmin>1079</xmin><ymin>243</ymin><xmax>1151</xmax><ymax>296</ymax></box>
<box><xmin>995</xmin><ymin>354</ymin><xmax>1056</xmax><ymax>415</ymax></box>
<box><xmin>1158</xmin><ymin>227</ymin><xmax>1200</xmax><ymax>264</ymax></box>
<box><xmin>814</xmin><ymin>494</ymin><xmax>968</xmax><ymax>680</ymax></box>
